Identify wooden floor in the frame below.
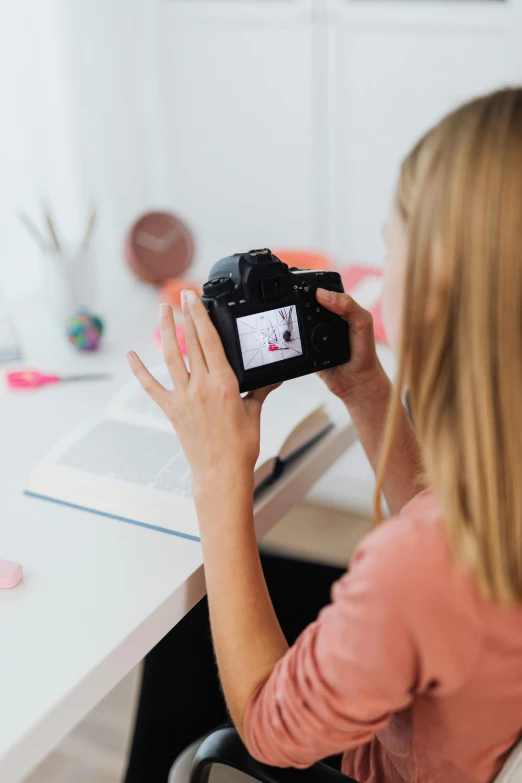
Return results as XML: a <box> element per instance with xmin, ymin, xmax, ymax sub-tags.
<box><xmin>25</xmin><ymin>503</ymin><xmax>372</xmax><ymax>783</ymax></box>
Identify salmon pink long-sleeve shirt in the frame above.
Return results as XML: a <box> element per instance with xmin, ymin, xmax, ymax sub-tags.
<box><xmin>244</xmin><ymin>490</ymin><xmax>522</xmax><ymax>783</ymax></box>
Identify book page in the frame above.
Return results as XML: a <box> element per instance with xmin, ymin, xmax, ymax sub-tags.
<box><xmin>56</xmin><ymin>419</ymin><xmax>191</xmax><ymax>495</ymax></box>
<box><xmin>256</xmin><ymin>384</ymin><xmax>328</xmax><ymax>467</ymax></box>
<box><xmin>27</xmin><ymin>373</ymin><xmax>336</xmax><ymax>538</ymax></box>
<box><xmin>109</xmin><ymin>369</ymin><xmax>329</xmax><ymax>472</ymax></box>
<box><xmin>28</xmin><ymin>418</ymin><xmax>199</xmax><ymax>538</ymax></box>
<box><xmin>105</xmin><ymin>366</ymin><xmax>174</xmax><ymax>431</ymax></box>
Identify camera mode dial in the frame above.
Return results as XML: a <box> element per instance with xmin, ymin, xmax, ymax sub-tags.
<box><xmin>202</xmin><ymin>277</ymin><xmax>235</xmax><ymax>298</ymax></box>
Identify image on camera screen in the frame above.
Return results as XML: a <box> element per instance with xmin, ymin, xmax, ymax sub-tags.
<box><xmin>236</xmin><ymin>305</ymin><xmax>303</xmax><ymax>370</ymax></box>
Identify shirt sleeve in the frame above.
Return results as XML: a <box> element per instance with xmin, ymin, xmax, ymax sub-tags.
<box><xmin>243</xmin><ymin>507</ymin><xmax>481</xmax><ymax>768</ymax></box>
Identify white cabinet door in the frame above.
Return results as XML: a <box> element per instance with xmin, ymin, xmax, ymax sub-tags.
<box><xmin>156</xmin><ymin>1</ymin><xmax>319</xmax><ymax>268</ymax></box>
<box><xmin>327</xmin><ymin>0</ymin><xmax>522</xmax><ymax>265</ymax></box>
<box><xmin>309</xmin><ymin>0</ymin><xmax>522</xmax><ymax>513</ymax></box>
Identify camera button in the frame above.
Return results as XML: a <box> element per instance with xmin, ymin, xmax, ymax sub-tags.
<box><xmin>311</xmin><ymin>323</ymin><xmax>335</xmax><ymax>354</ymax></box>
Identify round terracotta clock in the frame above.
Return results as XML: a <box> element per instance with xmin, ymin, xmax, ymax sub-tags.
<box><xmin>125</xmin><ymin>211</ymin><xmax>195</xmax><ymax>284</ymax></box>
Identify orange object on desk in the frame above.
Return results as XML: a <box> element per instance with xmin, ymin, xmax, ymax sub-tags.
<box><xmin>160</xmin><ymin>279</ymin><xmax>201</xmax><ymax>310</ymax></box>
<box><xmin>272</xmin><ymin>249</ymin><xmax>334</xmax><ymax>271</ymax></box>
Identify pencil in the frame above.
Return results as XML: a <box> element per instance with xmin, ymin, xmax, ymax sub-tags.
<box><xmin>82</xmin><ymin>207</ymin><xmax>97</xmax><ymax>251</ymax></box>
<box><xmin>43</xmin><ymin>206</ymin><xmax>62</xmax><ymax>253</ymax></box>
<box><xmin>16</xmin><ymin>210</ymin><xmax>49</xmax><ymax>252</ymax></box>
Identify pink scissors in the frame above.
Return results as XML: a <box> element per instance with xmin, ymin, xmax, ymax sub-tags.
<box><xmin>6</xmin><ymin>369</ymin><xmax>111</xmax><ymax>390</ymax></box>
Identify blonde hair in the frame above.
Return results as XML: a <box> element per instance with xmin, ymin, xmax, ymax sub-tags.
<box><xmin>375</xmin><ymin>87</ymin><xmax>522</xmax><ymax>604</ymax></box>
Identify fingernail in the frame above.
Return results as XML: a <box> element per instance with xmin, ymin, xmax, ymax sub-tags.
<box><xmin>126</xmin><ymin>351</ymin><xmax>134</xmax><ymax>363</ymax></box>
<box><xmin>186</xmin><ymin>290</ymin><xmax>198</xmax><ymax>305</ymax></box>
<box><xmin>317</xmin><ymin>288</ymin><xmax>334</xmax><ymax>303</ymax></box>
<box><xmin>180</xmin><ymin>289</ymin><xmax>188</xmax><ymax>307</ymax></box>
<box><xmin>159</xmin><ymin>303</ymin><xmax>171</xmax><ymax>317</ymax></box>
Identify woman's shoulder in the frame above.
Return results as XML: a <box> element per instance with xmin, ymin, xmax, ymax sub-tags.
<box><xmin>350</xmin><ymin>488</ymin><xmax>475</xmax><ymax>607</ymax></box>
<box><xmin>355</xmin><ymin>488</ymin><xmax>449</xmax><ymax>560</ymax></box>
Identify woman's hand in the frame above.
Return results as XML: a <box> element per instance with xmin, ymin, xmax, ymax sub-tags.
<box><xmin>126</xmin><ymin>291</ymin><xmax>278</xmax><ymax>499</ymax></box>
<box><xmin>316</xmin><ymin>288</ymin><xmax>424</xmax><ymax>515</ymax></box>
<box><xmin>316</xmin><ymin>287</ymin><xmax>385</xmax><ymax>405</ymax></box>
<box><xmin>128</xmin><ymin>292</ymin><xmax>290</xmax><ymax>736</ymax></box>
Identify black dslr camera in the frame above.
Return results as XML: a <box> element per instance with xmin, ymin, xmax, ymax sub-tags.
<box><xmin>201</xmin><ymin>248</ymin><xmax>350</xmax><ymax>392</ymax></box>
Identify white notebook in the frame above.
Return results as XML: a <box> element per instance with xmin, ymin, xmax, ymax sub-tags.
<box><xmin>26</xmin><ymin>370</ymin><xmax>332</xmax><ymax>541</ymax></box>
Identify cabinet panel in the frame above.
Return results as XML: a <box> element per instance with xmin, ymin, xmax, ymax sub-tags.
<box><xmin>160</xmin><ymin>1</ymin><xmax>314</xmax><ymax>24</ymax></box>
<box><xmin>328</xmin><ymin>9</ymin><xmax>522</xmax><ymax>263</ymax></box>
<box><xmin>156</xmin><ymin>3</ymin><xmax>318</xmax><ymax>261</ymax></box>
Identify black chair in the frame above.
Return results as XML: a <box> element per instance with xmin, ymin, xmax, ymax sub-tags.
<box><xmin>189</xmin><ymin>727</ymin><xmax>357</xmax><ymax>783</ymax></box>
<box><xmin>184</xmin><ymin>724</ymin><xmax>522</xmax><ymax>783</ymax></box>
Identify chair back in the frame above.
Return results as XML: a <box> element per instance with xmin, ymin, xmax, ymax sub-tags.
<box><xmin>495</xmin><ymin>737</ymin><xmax>522</xmax><ymax>783</ymax></box>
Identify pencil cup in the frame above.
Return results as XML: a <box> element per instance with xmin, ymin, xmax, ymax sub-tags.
<box><xmin>42</xmin><ymin>246</ymin><xmax>98</xmax><ymax>326</ymax></box>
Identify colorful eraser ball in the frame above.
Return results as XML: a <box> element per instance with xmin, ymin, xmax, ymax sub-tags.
<box><xmin>0</xmin><ymin>560</ymin><xmax>23</xmax><ymax>589</ymax></box>
<box><xmin>66</xmin><ymin>309</ymin><xmax>104</xmax><ymax>351</ymax></box>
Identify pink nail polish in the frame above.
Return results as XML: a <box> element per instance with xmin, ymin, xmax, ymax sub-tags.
<box><xmin>186</xmin><ymin>290</ymin><xmax>197</xmax><ymax>304</ymax></box>
<box><xmin>159</xmin><ymin>303</ymin><xmax>171</xmax><ymax>317</ymax></box>
<box><xmin>126</xmin><ymin>351</ymin><xmax>134</xmax><ymax>363</ymax></box>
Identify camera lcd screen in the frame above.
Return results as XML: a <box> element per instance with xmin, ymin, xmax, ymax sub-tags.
<box><xmin>236</xmin><ymin>305</ymin><xmax>303</xmax><ymax>370</ymax></box>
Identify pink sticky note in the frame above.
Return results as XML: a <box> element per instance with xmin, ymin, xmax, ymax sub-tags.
<box><xmin>153</xmin><ymin>325</ymin><xmax>188</xmax><ymax>355</ymax></box>
<box><xmin>0</xmin><ymin>560</ymin><xmax>23</xmax><ymax>589</ymax></box>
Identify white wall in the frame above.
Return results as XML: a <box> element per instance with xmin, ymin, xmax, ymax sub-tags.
<box><xmin>0</xmin><ymin>0</ymin><xmax>163</xmax><ymax>299</ymax></box>
<box><xmin>2</xmin><ymin>0</ymin><xmax>521</xmax><ymax>300</ymax></box>
<box><xmin>156</xmin><ymin>0</ymin><xmax>522</xmax><ymax>274</ymax></box>
<box><xmin>327</xmin><ymin>0</ymin><xmax>522</xmax><ymax>263</ymax></box>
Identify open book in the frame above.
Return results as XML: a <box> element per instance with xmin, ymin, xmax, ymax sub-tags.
<box><xmin>26</xmin><ymin>369</ymin><xmax>332</xmax><ymax>541</ymax></box>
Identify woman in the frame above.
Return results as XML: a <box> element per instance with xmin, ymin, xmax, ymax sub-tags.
<box><xmin>126</xmin><ymin>88</ymin><xmax>522</xmax><ymax>783</ymax></box>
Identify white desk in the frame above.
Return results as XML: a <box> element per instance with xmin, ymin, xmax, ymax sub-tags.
<box><xmin>0</xmin><ymin>285</ymin><xmax>357</xmax><ymax>782</ymax></box>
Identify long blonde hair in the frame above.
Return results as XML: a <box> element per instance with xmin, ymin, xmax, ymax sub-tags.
<box><xmin>375</xmin><ymin>87</ymin><xmax>522</xmax><ymax>604</ymax></box>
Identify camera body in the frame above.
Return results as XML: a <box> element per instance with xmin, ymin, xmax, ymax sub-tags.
<box><xmin>201</xmin><ymin>248</ymin><xmax>350</xmax><ymax>392</ymax></box>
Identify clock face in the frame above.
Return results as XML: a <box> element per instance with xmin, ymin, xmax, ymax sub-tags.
<box><xmin>127</xmin><ymin>211</ymin><xmax>194</xmax><ymax>283</ymax></box>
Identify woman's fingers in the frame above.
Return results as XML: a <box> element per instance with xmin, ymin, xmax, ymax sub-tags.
<box><xmin>159</xmin><ymin>303</ymin><xmax>189</xmax><ymax>388</ymax></box>
<box><xmin>243</xmin><ymin>383</ymin><xmax>282</xmax><ymax>413</ymax></box>
<box><xmin>127</xmin><ymin>351</ymin><xmax>168</xmax><ymax>405</ymax></box>
<box><xmin>316</xmin><ymin>288</ymin><xmax>373</xmax><ymax>332</ymax></box>
<box><xmin>184</xmin><ymin>290</ymin><xmax>231</xmax><ymax>374</ymax></box>
<box><xmin>182</xmin><ymin>290</ymin><xmax>207</xmax><ymax>375</ymax></box>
